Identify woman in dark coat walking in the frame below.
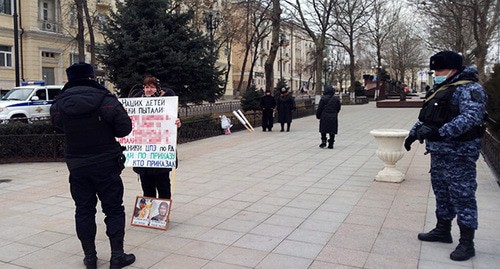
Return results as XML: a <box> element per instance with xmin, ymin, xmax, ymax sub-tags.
<box><xmin>316</xmin><ymin>85</ymin><xmax>341</xmax><ymax>148</ymax></box>
<box><xmin>276</xmin><ymin>87</ymin><xmax>296</xmax><ymax>132</ymax></box>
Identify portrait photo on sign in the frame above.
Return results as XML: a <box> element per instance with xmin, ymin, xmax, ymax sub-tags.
<box><xmin>131</xmin><ymin>196</ymin><xmax>171</xmax><ymax>230</ymax></box>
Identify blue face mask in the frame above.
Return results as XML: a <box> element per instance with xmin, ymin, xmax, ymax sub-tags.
<box><xmin>433</xmin><ymin>75</ymin><xmax>447</xmax><ymax>84</ymax></box>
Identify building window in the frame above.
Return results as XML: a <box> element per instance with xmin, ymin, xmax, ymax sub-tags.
<box><xmin>0</xmin><ymin>45</ymin><xmax>12</xmax><ymax>67</ymax></box>
<box><xmin>70</xmin><ymin>53</ymin><xmax>79</xmax><ymax>65</ymax></box>
<box><xmin>69</xmin><ymin>7</ymin><xmax>76</xmax><ymax>27</ymax></box>
<box><xmin>95</xmin><ymin>13</ymin><xmax>107</xmax><ymax>31</ymax></box>
<box><xmin>42</xmin><ymin>51</ymin><xmax>56</xmax><ymax>58</ymax></box>
<box><xmin>0</xmin><ymin>0</ymin><xmax>13</xmax><ymax>15</ymax></box>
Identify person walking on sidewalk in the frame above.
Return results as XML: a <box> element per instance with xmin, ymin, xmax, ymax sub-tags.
<box><xmin>276</xmin><ymin>87</ymin><xmax>296</xmax><ymax>132</ymax></box>
<box><xmin>50</xmin><ymin>62</ymin><xmax>135</xmax><ymax>269</ymax></box>
<box><xmin>316</xmin><ymin>85</ymin><xmax>341</xmax><ymax>149</ymax></box>
<box><xmin>260</xmin><ymin>89</ymin><xmax>276</xmax><ymax>131</ymax></box>
<box><xmin>132</xmin><ymin>75</ymin><xmax>181</xmax><ymax>199</ymax></box>
<box><xmin>404</xmin><ymin>51</ymin><xmax>487</xmax><ymax>261</ymax></box>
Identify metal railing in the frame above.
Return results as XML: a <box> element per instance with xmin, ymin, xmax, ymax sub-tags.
<box><xmin>0</xmin><ymin>97</ymin><xmax>316</xmax><ymax>163</ymax></box>
<box><xmin>482</xmin><ymin>129</ymin><xmax>500</xmax><ymax>184</ymax></box>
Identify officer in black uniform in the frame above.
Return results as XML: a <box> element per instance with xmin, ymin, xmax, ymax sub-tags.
<box><xmin>50</xmin><ymin>62</ymin><xmax>135</xmax><ymax>269</ymax></box>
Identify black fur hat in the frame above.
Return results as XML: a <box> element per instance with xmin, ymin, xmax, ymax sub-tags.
<box><xmin>66</xmin><ymin>62</ymin><xmax>95</xmax><ymax>82</ymax></box>
<box><xmin>429</xmin><ymin>51</ymin><xmax>463</xmax><ymax>70</ymax></box>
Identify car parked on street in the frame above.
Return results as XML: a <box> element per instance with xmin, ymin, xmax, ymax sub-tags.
<box><xmin>0</xmin><ymin>83</ymin><xmax>63</xmax><ymax>123</ymax></box>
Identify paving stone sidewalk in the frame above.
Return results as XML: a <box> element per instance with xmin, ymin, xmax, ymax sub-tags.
<box><xmin>0</xmin><ymin>102</ymin><xmax>499</xmax><ymax>269</ymax></box>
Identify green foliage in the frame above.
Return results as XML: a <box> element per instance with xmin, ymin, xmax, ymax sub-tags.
<box><xmin>484</xmin><ymin>64</ymin><xmax>500</xmax><ymax>133</ymax></box>
<box><xmin>241</xmin><ymin>85</ymin><xmax>263</xmax><ymax>112</ymax></box>
<box><xmin>380</xmin><ymin>68</ymin><xmax>390</xmax><ymax>81</ymax></box>
<box><xmin>0</xmin><ymin>121</ymin><xmax>58</xmax><ymax>135</ymax></box>
<box><xmin>273</xmin><ymin>79</ymin><xmax>288</xmax><ymax>98</ymax></box>
<box><xmin>350</xmin><ymin>81</ymin><xmax>366</xmax><ymax>96</ymax></box>
<box><xmin>100</xmin><ymin>0</ymin><xmax>225</xmax><ymax>105</ymax></box>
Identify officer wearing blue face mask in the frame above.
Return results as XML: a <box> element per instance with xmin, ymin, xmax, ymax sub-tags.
<box><xmin>404</xmin><ymin>51</ymin><xmax>487</xmax><ymax>262</ymax></box>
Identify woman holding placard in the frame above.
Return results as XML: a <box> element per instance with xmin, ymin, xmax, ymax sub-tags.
<box><xmin>132</xmin><ymin>76</ymin><xmax>181</xmax><ymax>199</ymax></box>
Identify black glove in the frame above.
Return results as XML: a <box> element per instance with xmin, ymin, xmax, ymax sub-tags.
<box><xmin>416</xmin><ymin>125</ymin><xmax>441</xmax><ymax>142</ymax></box>
<box><xmin>404</xmin><ymin>135</ymin><xmax>417</xmax><ymax>151</ymax></box>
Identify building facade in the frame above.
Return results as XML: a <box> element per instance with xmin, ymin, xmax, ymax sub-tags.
<box><xmin>0</xmin><ymin>0</ymin><xmax>114</xmax><ymax>90</ymax></box>
<box><xmin>231</xmin><ymin>20</ymin><xmax>316</xmax><ymax>97</ymax></box>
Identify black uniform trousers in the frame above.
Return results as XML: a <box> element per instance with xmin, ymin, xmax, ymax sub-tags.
<box><xmin>69</xmin><ymin>161</ymin><xmax>125</xmax><ymax>241</ymax></box>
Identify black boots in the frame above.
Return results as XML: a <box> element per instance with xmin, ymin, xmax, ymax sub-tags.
<box><xmin>319</xmin><ymin>138</ymin><xmax>327</xmax><ymax>148</ymax></box>
<box><xmin>418</xmin><ymin>218</ymin><xmax>453</xmax><ymax>243</ymax></box>
<box><xmin>327</xmin><ymin>139</ymin><xmax>334</xmax><ymax>149</ymax></box>
<box><xmin>110</xmin><ymin>237</ymin><xmax>136</xmax><ymax>269</ymax></box>
<box><xmin>450</xmin><ymin>226</ymin><xmax>475</xmax><ymax>261</ymax></box>
<box><xmin>81</xmin><ymin>239</ymin><xmax>97</xmax><ymax>269</ymax></box>
<box><xmin>419</xmin><ymin>220</ymin><xmax>475</xmax><ymax>261</ymax></box>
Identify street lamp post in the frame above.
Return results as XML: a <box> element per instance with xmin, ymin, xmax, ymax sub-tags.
<box><xmin>204</xmin><ymin>7</ymin><xmax>221</xmax><ymax>54</ymax></box>
<box><xmin>13</xmin><ymin>0</ymin><xmax>20</xmax><ymax>86</ymax></box>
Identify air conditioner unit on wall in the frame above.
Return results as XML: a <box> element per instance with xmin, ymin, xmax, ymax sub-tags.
<box><xmin>42</xmin><ymin>21</ymin><xmax>56</xmax><ymax>32</ymax></box>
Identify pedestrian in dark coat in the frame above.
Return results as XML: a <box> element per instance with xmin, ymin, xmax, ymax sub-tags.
<box><xmin>316</xmin><ymin>85</ymin><xmax>341</xmax><ymax>148</ymax></box>
<box><xmin>276</xmin><ymin>87</ymin><xmax>296</xmax><ymax>132</ymax></box>
<box><xmin>260</xmin><ymin>89</ymin><xmax>276</xmax><ymax>131</ymax></box>
<box><xmin>50</xmin><ymin>62</ymin><xmax>135</xmax><ymax>269</ymax></box>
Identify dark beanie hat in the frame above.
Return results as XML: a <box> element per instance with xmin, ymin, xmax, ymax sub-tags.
<box><xmin>323</xmin><ymin>85</ymin><xmax>334</xmax><ymax>95</ymax></box>
<box><xmin>66</xmin><ymin>62</ymin><xmax>95</xmax><ymax>81</ymax></box>
<box><xmin>429</xmin><ymin>51</ymin><xmax>463</xmax><ymax>70</ymax></box>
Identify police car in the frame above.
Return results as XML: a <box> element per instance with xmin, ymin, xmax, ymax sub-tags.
<box><xmin>0</xmin><ymin>81</ymin><xmax>63</xmax><ymax>123</ymax></box>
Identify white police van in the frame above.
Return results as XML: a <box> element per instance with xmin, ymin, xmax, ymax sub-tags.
<box><xmin>0</xmin><ymin>81</ymin><xmax>63</xmax><ymax>123</ymax></box>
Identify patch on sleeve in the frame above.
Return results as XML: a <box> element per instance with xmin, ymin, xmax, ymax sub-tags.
<box><xmin>470</xmin><ymin>90</ymin><xmax>482</xmax><ymax>102</ymax></box>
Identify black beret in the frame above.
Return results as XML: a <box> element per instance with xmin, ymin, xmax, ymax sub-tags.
<box><xmin>429</xmin><ymin>51</ymin><xmax>463</xmax><ymax>70</ymax></box>
<box><xmin>66</xmin><ymin>62</ymin><xmax>95</xmax><ymax>82</ymax></box>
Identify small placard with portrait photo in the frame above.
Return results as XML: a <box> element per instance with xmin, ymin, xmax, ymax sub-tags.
<box><xmin>131</xmin><ymin>196</ymin><xmax>171</xmax><ymax>230</ymax></box>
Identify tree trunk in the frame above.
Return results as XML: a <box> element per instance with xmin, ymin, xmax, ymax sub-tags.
<box><xmin>349</xmin><ymin>51</ymin><xmax>356</xmax><ymax>93</ymax></box>
<box><xmin>224</xmin><ymin>41</ymin><xmax>232</xmax><ymax>95</ymax></box>
<box><xmin>315</xmin><ymin>46</ymin><xmax>324</xmax><ymax>95</ymax></box>
<box><xmin>75</xmin><ymin>0</ymin><xmax>85</xmax><ymax>62</ymax></box>
<box><xmin>83</xmin><ymin>2</ymin><xmax>95</xmax><ymax>66</ymax></box>
<box><xmin>246</xmin><ymin>42</ymin><xmax>260</xmax><ymax>91</ymax></box>
<box><xmin>264</xmin><ymin>0</ymin><xmax>281</xmax><ymax>92</ymax></box>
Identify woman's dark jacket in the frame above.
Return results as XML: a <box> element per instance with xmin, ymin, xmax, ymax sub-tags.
<box><xmin>316</xmin><ymin>93</ymin><xmax>341</xmax><ymax>134</ymax></box>
<box><xmin>50</xmin><ymin>79</ymin><xmax>132</xmax><ymax>170</ymax></box>
<box><xmin>276</xmin><ymin>94</ymin><xmax>296</xmax><ymax>123</ymax></box>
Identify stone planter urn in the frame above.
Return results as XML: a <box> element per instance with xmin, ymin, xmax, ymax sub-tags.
<box><xmin>370</xmin><ymin>129</ymin><xmax>409</xmax><ymax>183</ymax></box>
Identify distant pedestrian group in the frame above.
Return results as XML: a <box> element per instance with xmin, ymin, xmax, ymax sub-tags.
<box><xmin>260</xmin><ymin>87</ymin><xmax>296</xmax><ymax>132</ymax></box>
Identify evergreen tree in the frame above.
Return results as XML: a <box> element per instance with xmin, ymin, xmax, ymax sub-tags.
<box><xmin>241</xmin><ymin>85</ymin><xmax>263</xmax><ymax>112</ymax></box>
<box><xmin>100</xmin><ymin>0</ymin><xmax>224</xmax><ymax>105</ymax></box>
<box><xmin>273</xmin><ymin>79</ymin><xmax>288</xmax><ymax>98</ymax></box>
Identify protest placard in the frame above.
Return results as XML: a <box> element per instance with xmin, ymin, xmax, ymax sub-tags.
<box><xmin>117</xmin><ymin>96</ymin><xmax>178</xmax><ymax>168</ymax></box>
<box><xmin>131</xmin><ymin>196</ymin><xmax>171</xmax><ymax>230</ymax></box>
